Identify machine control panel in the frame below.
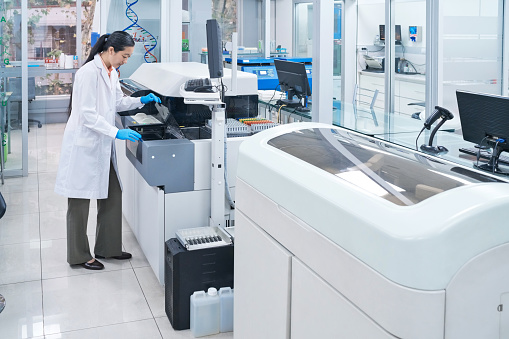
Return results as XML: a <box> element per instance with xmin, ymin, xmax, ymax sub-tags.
<box><xmin>255</xmin><ymin>68</ymin><xmax>275</xmax><ymax>77</ymax></box>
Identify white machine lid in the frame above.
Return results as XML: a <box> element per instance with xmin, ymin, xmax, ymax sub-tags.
<box><xmin>267</xmin><ymin>127</ymin><xmax>501</xmax><ymax>206</ymax></box>
<box><xmin>129</xmin><ymin>62</ymin><xmax>258</xmax><ymax>97</ymax></box>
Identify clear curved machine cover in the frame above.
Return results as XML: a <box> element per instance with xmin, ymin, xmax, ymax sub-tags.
<box><xmin>268</xmin><ymin>128</ymin><xmax>502</xmax><ymax>206</ymax></box>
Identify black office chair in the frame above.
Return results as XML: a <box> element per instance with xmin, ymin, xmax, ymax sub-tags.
<box><xmin>0</xmin><ymin>191</ymin><xmax>6</xmax><ymax>313</ymax></box>
<box><xmin>408</xmin><ymin>101</ymin><xmax>425</xmax><ymax>120</ymax></box>
<box><xmin>8</xmin><ymin>77</ymin><xmax>42</xmax><ymax>132</ymax></box>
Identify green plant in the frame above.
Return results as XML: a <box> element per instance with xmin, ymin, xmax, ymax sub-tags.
<box><xmin>47</xmin><ymin>49</ymin><xmax>63</xmax><ymax>59</ymax></box>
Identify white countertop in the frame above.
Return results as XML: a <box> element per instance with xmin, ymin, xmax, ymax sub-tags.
<box><xmin>359</xmin><ymin>70</ymin><xmax>425</xmax><ymax>84</ymax></box>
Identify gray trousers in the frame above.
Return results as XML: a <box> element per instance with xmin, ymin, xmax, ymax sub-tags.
<box><xmin>66</xmin><ymin>163</ymin><xmax>123</xmax><ymax>265</ymax></box>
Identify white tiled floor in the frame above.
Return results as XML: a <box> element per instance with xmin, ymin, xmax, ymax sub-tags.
<box><xmin>0</xmin><ymin>123</ymin><xmax>233</xmax><ymax>339</ymax></box>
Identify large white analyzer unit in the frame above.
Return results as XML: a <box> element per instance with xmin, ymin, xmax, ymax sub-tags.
<box><xmin>115</xmin><ymin>62</ymin><xmax>258</xmax><ymax>284</ymax></box>
<box><xmin>234</xmin><ymin>122</ymin><xmax>509</xmax><ymax>339</ymax></box>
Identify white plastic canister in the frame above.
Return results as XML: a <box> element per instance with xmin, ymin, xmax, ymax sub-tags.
<box><xmin>190</xmin><ymin>287</ymin><xmax>220</xmax><ymax>337</ymax></box>
<box><xmin>219</xmin><ymin>287</ymin><xmax>234</xmax><ymax>332</ymax></box>
<box><xmin>58</xmin><ymin>53</ymin><xmax>66</xmax><ymax>68</ymax></box>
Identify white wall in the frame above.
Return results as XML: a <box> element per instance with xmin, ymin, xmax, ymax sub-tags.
<box><xmin>294</xmin><ymin>3</ymin><xmax>312</xmax><ymax>57</ymax></box>
<box><xmin>275</xmin><ymin>0</ymin><xmax>294</xmax><ymax>56</ymax></box>
<box><xmin>189</xmin><ymin>0</ymin><xmax>211</xmax><ymax>62</ymax></box>
<box><xmin>442</xmin><ymin>0</ymin><xmax>498</xmax><ymax>16</ymax></box>
<box><xmin>271</xmin><ymin>0</ymin><xmax>277</xmax><ymax>45</ymax></box>
<box><xmin>241</xmin><ymin>0</ymin><xmax>260</xmax><ymax>47</ymax></box>
<box><xmin>92</xmin><ymin>2</ymin><xmax>101</xmax><ymax>33</ymax></box>
<box><xmin>238</xmin><ymin>0</ymin><xmax>294</xmax><ymax>56</ymax></box>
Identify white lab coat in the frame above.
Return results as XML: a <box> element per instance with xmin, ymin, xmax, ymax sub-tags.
<box><xmin>55</xmin><ymin>54</ymin><xmax>143</xmax><ymax>199</ymax></box>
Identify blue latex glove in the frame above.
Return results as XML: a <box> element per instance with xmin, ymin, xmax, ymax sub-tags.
<box><xmin>140</xmin><ymin>93</ymin><xmax>161</xmax><ymax>104</ymax></box>
<box><xmin>116</xmin><ymin>129</ymin><xmax>142</xmax><ymax>142</ymax></box>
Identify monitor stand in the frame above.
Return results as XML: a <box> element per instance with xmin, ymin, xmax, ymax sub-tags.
<box><xmin>280</xmin><ymin>98</ymin><xmax>301</xmax><ymax>108</ymax></box>
<box><xmin>295</xmin><ymin>106</ymin><xmax>310</xmax><ymax>113</ymax></box>
<box><xmin>280</xmin><ymin>95</ymin><xmax>310</xmax><ymax>112</ymax></box>
<box><xmin>475</xmin><ymin>146</ymin><xmax>509</xmax><ymax>175</ymax></box>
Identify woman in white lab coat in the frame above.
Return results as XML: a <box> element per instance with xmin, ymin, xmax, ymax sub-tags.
<box><xmin>55</xmin><ymin>31</ymin><xmax>161</xmax><ymax>270</ymax></box>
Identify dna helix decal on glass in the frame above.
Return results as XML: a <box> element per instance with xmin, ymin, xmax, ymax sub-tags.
<box><xmin>123</xmin><ymin>0</ymin><xmax>158</xmax><ymax>63</ymax></box>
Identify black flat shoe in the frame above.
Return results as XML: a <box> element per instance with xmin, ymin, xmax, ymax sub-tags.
<box><xmin>95</xmin><ymin>251</ymin><xmax>132</xmax><ymax>260</ymax></box>
<box><xmin>80</xmin><ymin>259</ymin><xmax>104</xmax><ymax>270</ymax></box>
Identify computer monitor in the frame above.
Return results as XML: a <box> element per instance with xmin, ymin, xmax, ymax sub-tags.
<box><xmin>456</xmin><ymin>90</ymin><xmax>509</xmax><ymax>174</ymax></box>
<box><xmin>206</xmin><ymin>19</ymin><xmax>223</xmax><ymax>79</ymax></box>
<box><xmin>379</xmin><ymin>25</ymin><xmax>402</xmax><ymax>43</ymax></box>
<box><xmin>274</xmin><ymin>59</ymin><xmax>312</xmax><ymax>112</ymax></box>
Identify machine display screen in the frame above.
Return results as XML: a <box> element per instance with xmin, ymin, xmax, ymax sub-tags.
<box><xmin>267</xmin><ymin>128</ymin><xmax>502</xmax><ymax>206</ymax></box>
<box><xmin>259</xmin><ymin>70</ymin><xmax>267</xmax><ymax>75</ymax></box>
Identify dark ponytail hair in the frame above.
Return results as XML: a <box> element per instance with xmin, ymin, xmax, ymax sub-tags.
<box><xmin>68</xmin><ymin>31</ymin><xmax>135</xmax><ymax>115</ymax></box>
<box><xmin>84</xmin><ymin>30</ymin><xmax>135</xmax><ymax>65</ymax></box>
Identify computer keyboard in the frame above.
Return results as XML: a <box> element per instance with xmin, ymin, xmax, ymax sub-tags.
<box><xmin>459</xmin><ymin>147</ymin><xmax>509</xmax><ymax>166</ymax></box>
<box><xmin>184</xmin><ymin>78</ymin><xmax>213</xmax><ymax>92</ymax></box>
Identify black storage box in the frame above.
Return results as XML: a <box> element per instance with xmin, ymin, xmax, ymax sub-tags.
<box><xmin>164</xmin><ymin>238</ymin><xmax>234</xmax><ymax>330</ymax></box>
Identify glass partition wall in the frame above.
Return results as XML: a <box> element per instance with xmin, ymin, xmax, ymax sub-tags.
<box><xmin>0</xmin><ymin>0</ymin><xmax>102</xmax><ymax>179</ymax></box>
<box><xmin>1</xmin><ymin>0</ymin><xmax>24</xmax><ymax>178</ymax></box>
<box><xmin>356</xmin><ymin>0</ymin><xmax>426</xmax><ymax>118</ymax></box>
<box><xmin>441</xmin><ymin>0</ymin><xmax>503</xmax><ymax>129</ymax></box>
<box><xmin>28</xmin><ymin>0</ymin><xmax>78</xmax><ymax>175</ymax></box>
<box><xmin>354</xmin><ymin>0</ymin><xmax>508</xmax><ymax>137</ymax></box>
<box><xmin>394</xmin><ymin>0</ymin><xmax>426</xmax><ymax>119</ymax></box>
<box><xmin>238</xmin><ymin>0</ymin><xmax>262</xmax><ymax>56</ymax></box>
<box><xmin>293</xmin><ymin>1</ymin><xmax>343</xmax><ymax>102</ymax></box>
<box><xmin>294</xmin><ymin>2</ymin><xmax>313</xmax><ymax>58</ymax></box>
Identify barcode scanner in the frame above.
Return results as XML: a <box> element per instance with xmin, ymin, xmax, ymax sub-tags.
<box><xmin>420</xmin><ymin>106</ymin><xmax>454</xmax><ymax>154</ymax></box>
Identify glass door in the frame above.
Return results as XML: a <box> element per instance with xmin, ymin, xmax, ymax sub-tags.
<box><xmin>1</xmin><ymin>0</ymin><xmax>25</xmax><ymax>179</ymax></box>
<box><xmin>394</xmin><ymin>0</ymin><xmax>426</xmax><ymax>119</ymax></box>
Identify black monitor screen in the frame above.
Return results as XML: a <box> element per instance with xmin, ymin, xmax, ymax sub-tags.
<box><xmin>456</xmin><ymin>90</ymin><xmax>509</xmax><ymax>174</ymax></box>
<box><xmin>379</xmin><ymin>25</ymin><xmax>401</xmax><ymax>42</ymax></box>
<box><xmin>274</xmin><ymin>59</ymin><xmax>311</xmax><ymax>98</ymax></box>
<box><xmin>456</xmin><ymin>91</ymin><xmax>509</xmax><ymax>146</ymax></box>
<box><xmin>206</xmin><ymin>19</ymin><xmax>223</xmax><ymax>79</ymax></box>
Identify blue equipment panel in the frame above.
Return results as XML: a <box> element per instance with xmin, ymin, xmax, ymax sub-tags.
<box><xmin>224</xmin><ymin>57</ymin><xmax>313</xmax><ymax>91</ymax></box>
<box><xmin>242</xmin><ymin>65</ymin><xmax>279</xmax><ymax>90</ymax></box>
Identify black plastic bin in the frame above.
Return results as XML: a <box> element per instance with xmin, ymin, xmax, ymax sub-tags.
<box><xmin>164</xmin><ymin>238</ymin><xmax>234</xmax><ymax>330</ymax></box>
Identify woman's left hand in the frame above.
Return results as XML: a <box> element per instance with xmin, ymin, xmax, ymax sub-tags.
<box><xmin>140</xmin><ymin>93</ymin><xmax>161</xmax><ymax>104</ymax></box>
